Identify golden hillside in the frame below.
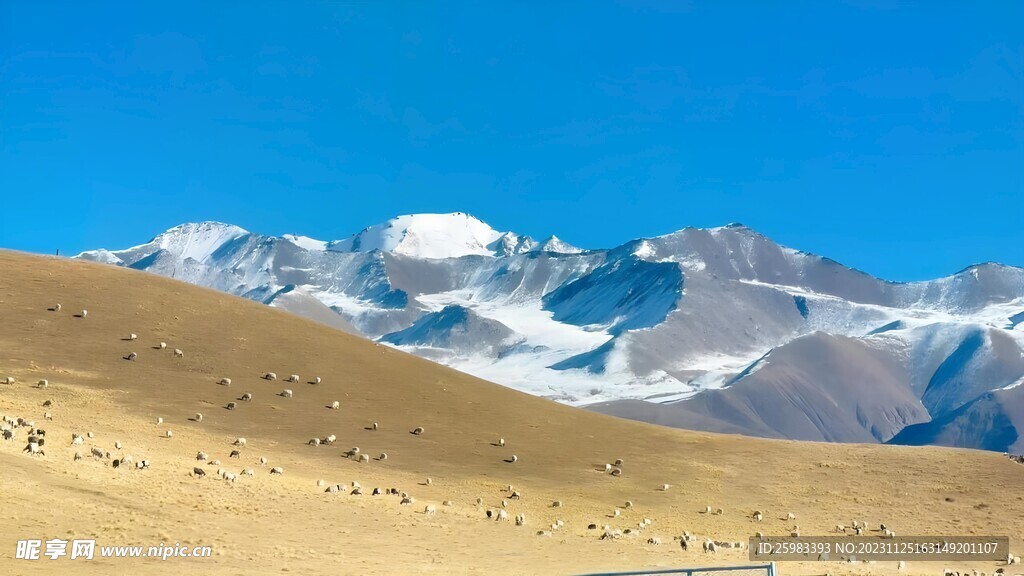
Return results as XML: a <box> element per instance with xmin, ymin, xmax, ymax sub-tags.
<box><xmin>0</xmin><ymin>250</ymin><xmax>1020</xmax><ymax>575</ymax></box>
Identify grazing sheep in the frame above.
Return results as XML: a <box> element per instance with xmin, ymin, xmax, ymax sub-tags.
<box><xmin>114</xmin><ymin>441</ymin><xmax>122</xmax><ymax>450</ymax></box>
<box><xmin>193</xmin><ymin>467</ymin><xmax>206</xmax><ymax>478</ymax></box>
<box><xmin>90</xmin><ymin>447</ymin><xmax>105</xmax><ymax>459</ymax></box>
<box><xmin>165</xmin><ymin>430</ymin><xmax>173</xmax><ymax>439</ymax></box>
<box><xmin>509</xmin><ymin>491</ymin><xmax>521</xmax><ymax>500</ymax></box>
<box><xmin>1</xmin><ymin>377</ymin><xmax>14</xmax><ymax>385</ymax></box>
<box><xmin>128</xmin><ymin>333</ymin><xmax>138</xmax><ymax>341</ymax></box>
<box><xmin>603</xmin><ymin>463</ymin><xmax>612</xmax><ymax>472</ymax></box>
<box><xmin>71</xmin><ymin>434</ymin><xmax>84</xmax><ymax>446</ymax></box>
<box><xmin>411</xmin><ymin>427</ymin><xmax>424</xmax><ymax>435</ymax></box>
<box><xmin>400</xmin><ymin>496</ymin><xmax>415</xmax><ymax>505</ymax></box>
<box><xmin>37</xmin><ymin>379</ymin><xmax>49</xmax><ymax>388</ymax></box>
<box><xmin>219</xmin><ymin>378</ymin><xmax>232</xmax><ymax>386</ymax></box>
<box><xmin>498</xmin><ymin>438</ymin><xmax>505</xmax><ymax>447</ymax></box>
<box><xmin>551</xmin><ymin>500</ymin><xmax>562</xmax><ymax>508</ymax></box>
<box><xmin>787</xmin><ymin>512</ymin><xmax>796</xmax><ymax>520</ymax></box>
<box><xmin>314</xmin><ymin>377</ymin><xmax>322</xmax><ymax>384</ymax></box>
<box><xmin>2</xmin><ymin>430</ymin><xmax>13</xmax><ymax>441</ymax></box>
<box><xmin>515</xmin><ymin>513</ymin><xmax>526</xmax><ymax>526</ymax></box>
<box><xmin>703</xmin><ymin>541</ymin><xmax>717</xmax><ymax>554</ymax></box>
<box><xmin>496</xmin><ymin>509</ymin><xmax>509</xmax><ymax>522</ymax></box>
<box><xmin>196</xmin><ymin>451</ymin><xmax>208</xmax><ymax>461</ymax></box>
<box><xmin>241</xmin><ymin>468</ymin><xmax>255</xmax><ymax>477</ymax></box>
<box><xmin>358</xmin><ymin>454</ymin><xmax>370</xmax><ymax>463</ymax></box>
<box><xmin>126</xmin><ymin>352</ymin><xmax>138</xmax><ymax>361</ymax></box>
<box><xmin>173</xmin><ymin>349</ymin><xmax>184</xmax><ymax>358</ymax></box>
<box><xmin>159</xmin><ymin>342</ymin><xmax>167</xmax><ymax>349</ymax></box>
<box><xmin>378</xmin><ymin>453</ymin><xmax>388</xmax><ymax>461</ymax></box>
<box><xmin>54</xmin><ymin>303</ymin><xmax>61</xmax><ymax>312</ymax></box>
<box><xmin>43</xmin><ymin>412</ymin><xmax>52</xmax><ymax>421</ymax></box>
<box><xmin>226</xmin><ymin>402</ymin><xmax>237</xmax><ymax>410</ymax></box>
<box><xmin>240</xmin><ymin>393</ymin><xmax>252</xmax><ymax>402</ymax></box>
<box><xmin>308</xmin><ymin>438</ymin><xmax>321</xmax><ymax>446</ymax></box>
<box><xmin>287</xmin><ymin>374</ymin><xmax>300</xmax><ymax>383</ymax></box>
<box><xmin>209</xmin><ymin>459</ymin><xmax>221</xmax><ymax>466</ymax></box>
<box><xmin>234</xmin><ymin>438</ymin><xmax>247</xmax><ymax>447</ymax></box>
<box><xmin>507</xmin><ymin>455</ymin><xmax>518</xmax><ymax>463</ymax></box>
<box><xmin>753</xmin><ymin>511</ymin><xmax>763</xmax><ymax>522</ymax></box>
<box><xmin>715</xmin><ymin>507</ymin><xmax>724</xmax><ymax>515</ymax></box>
<box><xmin>331</xmin><ymin>401</ymin><xmax>340</xmax><ymax>410</ymax></box>
<box><xmin>263</xmin><ymin>372</ymin><xmax>277</xmax><ymax>380</ymax></box>
<box><xmin>259</xmin><ymin>456</ymin><xmax>267</xmax><ymax>466</ymax></box>
<box><xmin>614</xmin><ymin>458</ymin><xmax>624</xmax><ymax>467</ymax></box>
<box><xmin>270</xmin><ymin>467</ymin><xmax>284</xmax><ymax>475</ymax></box>
<box><xmin>156</xmin><ymin>417</ymin><xmax>163</xmax><ymax>425</ymax></box>
<box><xmin>372</xmin><ymin>488</ymin><xmax>383</xmax><ymax>496</ymax></box>
<box><xmin>371</xmin><ymin>422</ymin><xmax>378</xmax><ymax>430</ymax></box>
<box><xmin>476</xmin><ymin>498</ymin><xmax>484</xmax><ymax>506</ymax></box>
<box><xmin>323</xmin><ymin>435</ymin><xmax>337</xmax><ymax>445</ymax></box>
<box><xmin>73</xmin><ymin>451</ymin><xmax>82</xmax><ymax>461</ymax></box>
<box><xmin>647</xmin><ymin>537</ymin><xmax>662</xmax><ymax>545</ymax></box>
<box><xmin>425</xmin><ymin>478</ymin><xmax>433</xmax><ymax>486</ymax></box>
<box><xmin>80</xmin><ymin>310</ymin><xmax>88</xmax><ymax>318</ymax></box>
<box><xmin>280</xmin><ymin>389</ymin><xmax>293</xmax><ymax>398</ymax></box>
<box><xmin>24</xmin><ymin>441</ymin><xmax>44</xmax><ymax>456</ymax></box>
<box><xmin>610</xmin><ymin>468</ymin><xmax>622</xmax><ymax>477</ymax></box>
<box><xmin>424</xmin><ymin>504</ymin><xmax>437</xmax><ymax>515</ymax></box>
<box><xmin>229</xmin><ymin>450</ymin><xmax>240</xmax><ymax>459</ymax></box>
<box><xmin>194</xmin><ymin>413</ymin><xmax>203</xmax><ymax>422</ymax></box>
<box><xmin>624</xmin><ymin>500</ymin><xmax>633</xmax><ymax>508</ymax></box>
<box><xmin>660</xmin><ymin>484</ymin><xmax>671</xmax><ymax>491</ymax></box>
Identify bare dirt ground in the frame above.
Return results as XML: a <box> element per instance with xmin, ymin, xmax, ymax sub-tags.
<box><xmin>0</xmin><ymin>250</ymin><xmax>1021</xmax><ymax>575</ymax></box>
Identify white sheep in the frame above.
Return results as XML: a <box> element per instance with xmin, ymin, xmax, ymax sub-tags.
<box><xmin>128</xmin><ymin>333</ymin><xmax>138</xmax><ymax>341</ymax></box>
<box><xmin>371</xmin><ymin>422</ymin><xmax>378</xmax><ymax>430</ymax></box>
<box><xmin>286</xmin><ymin>374</ymin><xmax>299</xmax><ymax>383</ymax></box>
<box><xmin>173</xmin><ymin>349</ymin><xmax>184</xmax><ymax>358</ymax></box>
<box><xmin>647</xmin><ymin>537</ymin><xmax>662</xmax><ymax>545</ymax></box>
<box><xmin>2</xmin><ymin>377</ymin><xmax>15</xmax><ymax>385</ymax></box>
<box><xmin>401</xmin><ymin>496</ymin><xmax>415</xmax><ymax>505</ymax></box>
<box><xmin>498</xmin><ymin>438</ymin><xmax>505</xmax><ymax>447</ymax></box>
<box><xmin>156</xmin><ymin>417</ymin><xmax>163</xmax><ymax>425</ymax></box>
<box><xmin>787</xmin><ymin>512</ymin><xmax>796</xmax><ymax>520</ymax></box>
<box><xmin>71</xmin><ymin>434</ymin><xmax>84</xmax><ymax>446</ymax></box>
<box><xmin>159</xmin><ymin>342</ymin><xmax>167</xmax><ymax>349</ymax></box>
<box><xmin>358</xmin><ymin>454</ymin><xmax>370</xmax><ymax>463</ymax></box>
<box><xmin>234</xmin><ymin>438</ymin><xmax>247</xmax><ymax>447</ymax></box>
<box><xmin>263</xmin><ymin>372</ymin><xmax>276</xmax><ymax>380</ymax></box>
<box><xmin>219</xmin><ymin>378</ymin><xmax>232</xmax><ymax>386</ymax></box>
<box><xmin>497</xmin><ymin>509</ymin><xmax>509</xmax><ymax>521</ymax></box>
<box><xmin>240</xmin><ymin>393</ymin><xmax>252</xmax><ymax>401</ymax></box>
<box><xmin>515</xmin><ymin>513</ymin><xmax>526</xmax><ymax>526</ymax></box>
<box><xmin>660</xmin><ymin>484</ymin><xmax>671</xmax><ymax>491</ymax></box>
<box><xmin>280</xmin><ymin>389</ymin><xmax>293</xmax><ymax>398</ymax></box>
<box><xmin>114</xmin><ymin>441</ymin><xmax>122</xmax><ymax>450</ymax></box>
<box><xmin>194</xmin><ymin>413</ymin><xmax>203</xmax><ymax>422</ymax></box>
<box><xmin>508</xmin><ymin>454</ymin><xmax>518</xmax><ymax>463</ymax></box>
<box><xmin>411</xmin><ymin>426</ymin><xmax>424</xmax><ymax>435</ymax></box>
<box><xmin>242</xmin><ymin>468</ymin><xmax>255</xmax><ymax>477</ymax></box>
<box><xmin>308</xmin><ymin>438</ymin><xmax>321</xmax><ymax>446</ymax></box>
<box><xmin>331</xmin><ymin>401</ymin><xmax>340</xmax><ymax>410</ymax></box>
<box><xmin>44</xmin><ymin>412</ymin><xmax>52</xmax><ymax>421</ymax></box>
<box><xmin>165</xmin><ymin>430</ymin><xmax>173</xmax><ymax>438</ymax></box>
<box><xmin>323</xmin><ymin>435</ymin><xmax>337</xmax><ymax>445</ymax></box>
<box><xmin>37</xmin><ymin>379</ymin><xmax>48</xmax><ymax>388</ymax></box>
<box><xmin>378</xmin><ymin>452</ymin><xmax>388</xmax><ymax>461</ymax></box>
<box><xmin>314</xmin><ymin>377</ymin><xmax>321</xmax><ymax>384</ymax></box>
<box><xmin>259</xmin><ymin>456</ymin><xmax>268</xmax><ymax>466</ymax></box>
<box><xmin>80</xmin><ymin>310</ymin><xmax>88</xmax><ymax>318</ymax></box>
<box><xmin>424</xmin><ymin>504</ymin><xmax>437</xmax><ymax>515</ymax></box>
<box><xmin>225</xmin><ymin>402</ymin><xmax>237</xmax><ymax>410</ymax></box>
<box><xmin>196</xmin><ymin>451</ymin><xmax>208</xmax><ymax>461</ymax></box>
<box><xmin>753</xmin><ymin>511</ymin><xmax>763</xmax><ymax>522</ymax></box>
<box><xmin>610</xmin><ymin>468</ymin><xmax>622</xmax><ymax>477</ymax></box>
<box><xmin>127</xmin><ymin>352</ymin><xmax>137</xmax><ymax>361</ymax></box>
<box><xmin>603</xmin><ymin>463</ymin><xmax>612</xmax><ymax>472</ymax></box>
<box><xmin>551</xmin><ymin>500</ymin><xmax>562</xmax><ymax>508</ymax></box>
<box><xmin>624</xmin><ymin>500</ymin><xmax>633</xmax><ymax>508</ymax></box>
<box><xmin>54</xmin><ymin>303</ymin><xmax>61</xmax><ymax>312</ymax></box>
<box><xmin>614</xmin><ymin>458</ymin><xmax>624</xmax><ymax>466</ymax></box>
<box><xmin>270</xmin><ymin>466</ymin><xmax>283</xmax><ymax>475</ymax></box>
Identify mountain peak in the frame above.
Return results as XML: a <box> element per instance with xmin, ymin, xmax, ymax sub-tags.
<box><xmin>329</xmin><ymin>212</ymin><xmax>525</xmax><ymax>259</ymax></box>
<box><xmin>531</xmin><ymin>235</ymin><xmax>583</xmax><ymax>254</ymax></box>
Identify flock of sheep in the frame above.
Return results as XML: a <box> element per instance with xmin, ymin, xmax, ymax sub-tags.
<box><xmin>2</xmin><ymin>301</ymin><xmax>1022</xmax><ymax>575</ymax></box>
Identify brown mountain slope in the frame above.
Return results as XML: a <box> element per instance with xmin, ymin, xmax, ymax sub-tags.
<box><xmin>0</xmin><ymin>250</ymin><xmax>1021</xmax><ymax>576</ymax></box>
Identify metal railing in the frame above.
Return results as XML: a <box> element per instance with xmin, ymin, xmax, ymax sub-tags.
<box><xmin>575</xmin><ymin>563</ymin><xmax>777</xmax><ymax>576</ymax></box>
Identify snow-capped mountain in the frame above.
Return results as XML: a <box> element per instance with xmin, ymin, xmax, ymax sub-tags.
<box><xmin>75</xmin><ymin>214</ymin><xmax>1024</xmax><ymax>452</ymax></box>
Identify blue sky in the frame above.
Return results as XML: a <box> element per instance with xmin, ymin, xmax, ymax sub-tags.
<box><xmin>1</xmin><ymin>1</ymin><xmax>1021</xmax><ymax>281</ymax></box>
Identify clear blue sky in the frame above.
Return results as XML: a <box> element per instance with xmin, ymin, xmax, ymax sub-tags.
<box><xmin>1</xmin><ymin>1</ymin><xmax>1021</xmax><ymax>281</ymax></box>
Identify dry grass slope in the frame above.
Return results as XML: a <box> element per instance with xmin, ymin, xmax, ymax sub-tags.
<box><xmin>0</xmin><ymin>250</ymin><xmax>1021</xmax><ymax>575</ymax></box>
